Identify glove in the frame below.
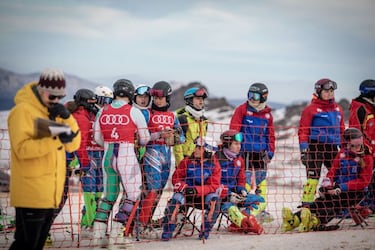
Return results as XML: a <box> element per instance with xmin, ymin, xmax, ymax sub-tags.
<box><xmin>327</xmin><ymin>187</ymin><xmax>341</xmax><ymax>196</ymax></box>
<box><xmin>59</xmin><ymin>130</ymin><xmax>79</xmax><ymax>144</ymax></box>
<box><xmin>300</xmin><ymin>150</ymin><xmax>309</xmax><ymax>166</ymax></box>
<box><xmin>241</xmin><ymin>189</ymin><xmax>248</xmax><ymax>197</ymax></box>
<box><xmin>262</xmin><ymin>151</ymin><xmax>273</xmax><ymax>164</ymax></box>
<box><xmin>174</xmin><ymin>182</ymin><xmax>187</xmax><ymax>193</ymax></box>
<box><xmin>230</xmin><ymin>192</ymin><xmax>245</xmax><ymax>204</ymax></box>
<box><xmin>184</xmin><ymin>187</ymin><xmax>197</xmax><ymax>196</ymax></box>
<box><xmin>299</xmin><ymin>142</ymin><xmax>309</xmax><ymax>152</ymax></box>
<box><xmin>48</xmin><ymin>103</ymin><xmax>71</xmax><ymax>120</ymax></box>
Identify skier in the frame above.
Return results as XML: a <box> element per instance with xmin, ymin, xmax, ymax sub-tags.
<box><xmin>92</xmin><ymin>79</ymin><xmax>150</xmax><ymax>247</ymax></box>
<box><xmin>161</xmin><ymin>136</ymin><xmax>221</xmax><ymax>241</ymax></box>
<box><xmin>174</xmin><ymin>86</ymin><xmax>209</xmax><ymax>166</ymax></box>
<box><xmin>217</xmin><ymin>130</ymin><xmax>264</xmax><ymax>235</ymax></box>
<box><xmin>72</xmin><ymin>89</ymin><xmax>101</xmax><ymax>235</ymax></box>
<box><xmin>132</xmin><ymin>84</ymin><xmax>152</xmax><ymax>161</ymax></box>
<box><xmin>298</xmin><ymin>79</ymin><xmax>345</xmax><ymax>206</ymax></box>
<box><xmin>114</xmin><ymin>84</ymin><xmax>151</xmax><ymax>222</ymax></box>
<box><xmin>138</xmin><ymin>81</ymin><xmax>185</xmax><ymax>233</ymax></box>
<box><xmin>282</xmin><ymin>128</ymin><xmax>373</xmax><ymax>232</ymax></box>
<box><xmin>229</xmin><ymin>82</ymin><xmax>275</xmax><ymax>223</ymax></box>
<box><xmin>349</xmin><ymin>79</ymin><xmax>375</xmax><ymax>213</ymax></box>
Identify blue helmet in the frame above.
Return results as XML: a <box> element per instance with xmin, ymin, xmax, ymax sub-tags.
<box><xmin>359</xmin><ymin>79</ymin><xmax>375</xmax><ymax>98</ymax></box>
<box><xmin>183</xmin><ymin>87</ymin><xmax>208</xmax><ymax>109</ymax></box>
<box><xmin>184</xmin><ymin>87</ymin><xmax>208</xmax><ymax>100</ymax></box>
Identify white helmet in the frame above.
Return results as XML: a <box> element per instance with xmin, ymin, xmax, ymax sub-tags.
<box><xmin>94</xmin><ymin>86</ymin><xmax>113</xmax><ymax>106</ymax></box>
<box><xmin>195</xmin><ymin>136</ymin><xmax>218</xmax><ymax>154</ymax></box>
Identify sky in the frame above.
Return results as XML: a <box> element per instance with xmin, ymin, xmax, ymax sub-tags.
<box><xmin>0</xmin><ymin>0</ymin><xmax>374</xmax><ymax>104</ymax></box>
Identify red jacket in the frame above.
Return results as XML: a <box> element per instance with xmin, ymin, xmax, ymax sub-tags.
<box><xmin>172</xmin><ymin>156</ymin><xmax>221</xmax><ymax>197</ymax></box>
<box><xmin>72</xmin><ymin>107</ymin><xmax>95</xmax><ymax>166</ymax></box>
<box><xmin>229</xmin><ymin>102</ymin><xmax>275</xmax><ymax>155</ymax></box>
<box><xmin>298</xmin><ymin>96</ymin><xmax>345</xmax><ymax>148</ymax></box>
<box><xmin>327</xmin><ymin>149</ymin><xmax>373</xmax><ymax>191</ymax></box>
<box><xmin>349</xmin><ymin>98</ymin><xmax>375</xmax><ymax>155</ymax></box>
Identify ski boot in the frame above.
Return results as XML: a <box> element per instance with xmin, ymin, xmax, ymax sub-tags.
<box><xmin>281</xmin><ymin>207</ymin><xmax>300</xmax><ymax>232</ymax></box>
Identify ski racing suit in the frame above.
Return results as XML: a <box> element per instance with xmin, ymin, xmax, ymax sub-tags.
<box><xmin>138</xmin><ymin>109</ymin><xmax>185</xmax><ymax>226</ymax></box>
<box><xmin>93</xmin><ymin>100</ymin><xmax>150</xmax><ymax>235</ymax></box>
<box><xmin>71</xmin><ymin>106</ymin><xmax>104</xmax><ymax>228</ymax></box>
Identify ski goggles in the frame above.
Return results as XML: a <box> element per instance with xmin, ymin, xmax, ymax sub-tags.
<box><xmin>150</xmin><ymin>88</ymin><xmax>166</xmax><ymax>97</ymax></box>
<box><xmin>48</xmin><ymin>94</ymin><xmax>66</xmax><ymax>100</ymax></box>
<box><xmin>317</xmin><ymin>80</ymin><xmax>337</xmax><ymax>91</ymax></box>
<box><xmin>247</xmin><ymin>91</ymin><xmax>261</xmax><ymax>101</ymax></box>
<box><xmin>135</xmin><ymin>86</ymin><xmax>151</xmax><ymax>96</ymax></box>
<box><xmin>232</xmin><ymin>132</ymin><xmax>244</xmax><ymax>142</ymax></box>
<box><xmin>96</xmin><ymin>96</ymin><xmax>113</xmax><ymax>105</ymax></box>
<box><xmin>195</xmin><ymin>87</ymin><xmax>208</xmax><ymax>98</ymax></box>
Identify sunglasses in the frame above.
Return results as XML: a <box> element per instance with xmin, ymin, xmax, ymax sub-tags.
<box><xmin>150</xmin><ymin>88</ymin><xmax>165</xmax><ymax>97</ymax></box>
<box><xmin>136</xmin><ymin>86</ymin><xmax>151</xmax><ymax>96</ymax></box>
<box><xmin>48</xmin><ymin>94</ymin><xmax>66</xmax><ymax>100</ymax></box>
<box><xmin>248</xmin><ymin>92</ymin><xmax>261</xmax><ymax>101</ymax></box>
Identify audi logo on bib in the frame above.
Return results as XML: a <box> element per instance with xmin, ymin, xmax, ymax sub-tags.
<box><xmin>100</xmin><ymin>114</ymin><xmax>130</xmax><ymax>125</ymax></box>
<box><xmin>152</xmin><ymin>114</ymin><xmax>174</xmax><ymax>125</ymax></box>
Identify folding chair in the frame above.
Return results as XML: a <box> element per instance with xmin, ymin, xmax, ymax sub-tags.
<box><xmin>173</xmin><ymin>196</ymin><xmax>219</xmax><ymax>238</ymax></box>
<box><xmin>216</xmin><ymin>212</ymin><xmax>230</xmax><ymax>231</ymax></box>
<box><xmin>335</xmin><ymin>191</ymin><xmax>372</xmax><ymax>229</ymax></box>
<box><xmin>174</xmin><ymin>205</ymin><xmax>202</xmax><ymax>237</ymax></box>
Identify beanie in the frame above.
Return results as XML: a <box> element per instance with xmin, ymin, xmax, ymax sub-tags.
<box><xmin>37</xmin><ymin>68</ymin><xmax>66</xmax><ymax>96</ymax></box>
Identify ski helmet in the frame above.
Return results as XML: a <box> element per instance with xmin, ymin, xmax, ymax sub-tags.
<box><xmin>314</xmin><ymin>78</ymin><xmax>337</xmax><ymax>97</ymax></box>
<box><xmin>150</xmin><ymin>81</ymin><xmax>172</xmax><ymax>97</ymax></box>
<box><xmin>194</xmin><ymin>136</ymin><xmax>218</xmax><ymax>159</ymax></box>
<box><xmin>343</xmin><ymin>128</ymin><xmax>363</xmax><ymax>144</ymax></box>
<box><xmin>113</xmin><ymin>79</ymin><xmax>135</xmax><ymax>102</ymax></box>
<box><xmin>247</xmin><ymin>83</ymin><xmax>268</xmax><ymax>103</ymax></box>
<box><xmin>184</xmin><ymin>87</ymin><xmax>208</xmax><ymax>109</ymax></box>
<box><xmin>94</xmin><ymin>86</ymin><xmax>113</xmax><ymax>106</ymax></box>
<box><xmin>220</xmin><ymin>130</ymin><xmax>244</xmax><ymax>148</ymax></box>
<box><xmin>73</xmin><ymin>88</ymin><xmax>97</xmax><ymax>112</ymax></box>
<box><xmin>359</xmin><ymin>79</ymin><xmax>375</xmax><ymax>98</ymax></box>
<box><xmin>134</xmin><ymin>84</ymin><xmax>151</xmax><ymax>106</ymax></box>
<box><xmin>343</xmin><ymin>128</ymin><xmax>364</xmax><ymax>155</ymax></box>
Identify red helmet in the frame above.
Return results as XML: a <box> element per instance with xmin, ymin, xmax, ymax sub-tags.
<box><xmin>314</xmin><ymin>78</ymin><xmax>337</xmax><ymax>97</ymax></box>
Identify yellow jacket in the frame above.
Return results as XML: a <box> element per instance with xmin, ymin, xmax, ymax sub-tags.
<box><xmin>8</xmin><ymin>82</ymin><xmax>81</xmax><ymax>209</ymax></box>
<box><xmin>173</xmin><ymin>107</ymin><xmax>208</xmax><ymax>165</ymax></box>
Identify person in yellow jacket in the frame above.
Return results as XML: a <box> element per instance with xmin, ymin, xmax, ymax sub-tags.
<box><xmin>174</xmin><ymin>87</ymin><xmax>209</xmax><ymax>166</ymax></box>
<box><xmin>7</xmin><ymin>68</ymin><xmax>81</xmax><ymax>250</ymax></box>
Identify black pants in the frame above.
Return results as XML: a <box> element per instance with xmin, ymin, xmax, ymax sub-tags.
<box><xmin>305</xmin><ymin>142</ymin><xmax>338</xmax><ymax>178</ymax></box>
<box><xmin>9</xmin><ymin>207</ymin><xmax>54</xmax><ymax>250</ymax></box>
<box><xmin>310</xmin><ymin>191</ymin><xmax>364</xmax><ymax>225</ymax></box>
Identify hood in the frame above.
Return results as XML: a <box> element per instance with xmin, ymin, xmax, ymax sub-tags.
<box><xmin>14</xmin><ymin>82</ymin><xmax>48</xmax><ymax>115</ymax></box>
